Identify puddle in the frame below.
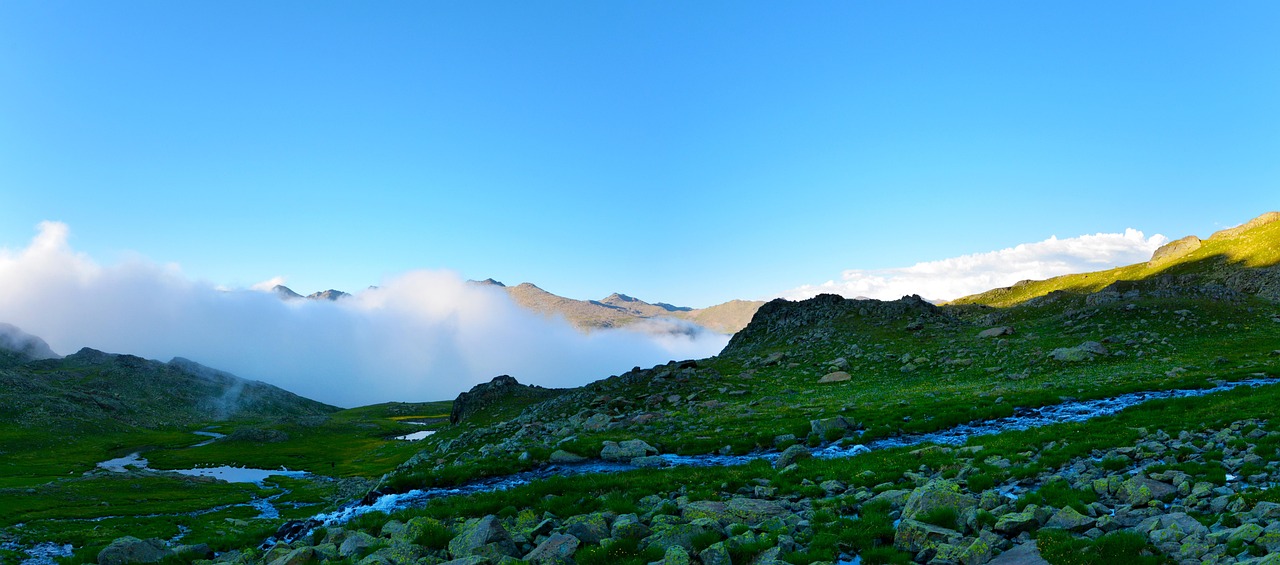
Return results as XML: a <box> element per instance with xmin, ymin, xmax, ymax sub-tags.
<box><xmin>92</xmin><ymin>453</ymin><xmax>305</xmax><ymax>484</ymax></box>
<box><xmin>394</xmin><ymin>431</ymin><xmax>436</xmax><ymax>441</ymax></box>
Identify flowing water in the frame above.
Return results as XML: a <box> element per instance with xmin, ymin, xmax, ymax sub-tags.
<box><xmin>299</xmin><ymin>377</ymin><xmax>1280</xmax><ymax>533</ymax></box>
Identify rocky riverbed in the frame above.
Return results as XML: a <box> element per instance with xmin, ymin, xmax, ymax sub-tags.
<box><xmin>93</xmin><ymin>415</ymin><xmax>1280</xmax><ymax>565</ymax></box>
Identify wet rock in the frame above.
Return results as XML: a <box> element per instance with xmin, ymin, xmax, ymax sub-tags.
<box><xmin>523</xmin><ymin>534</ymin><xmax>579</xmax><ymax>565</ymax></box>
<box><xmin>97</xmin><ymin>537</ymin><xmax>171</xmax><ymax>565</ymax></box>
<box><xmin>631</xmin><ymin>455</ymin><xmax>669</xmax><ymax>468</ymax></box>
<box><xmin>448</xmin><ymin>515</ymin><xmax>519</xmax><ymax>559</ymax></box>
<box><xmin>774</xmin><ymin>444</ymin><xmax>810</xmax><ymax>469</ymax></box>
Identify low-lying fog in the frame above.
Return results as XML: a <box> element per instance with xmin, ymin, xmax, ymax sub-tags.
<box><xmin>0</xmin><ymin>222</ymin><xmax>729</xmax><ymax>406</ymax></box>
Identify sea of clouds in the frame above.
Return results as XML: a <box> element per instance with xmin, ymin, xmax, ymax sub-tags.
<box><xmin>0</xmin><ymin>222</ymin><xmax>729</xmax><ymax>407</ymax></box>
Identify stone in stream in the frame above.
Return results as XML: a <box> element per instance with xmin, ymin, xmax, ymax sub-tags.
<box><xmin>600</xmin><ymin>439</ymin><xmax>658</xmax><ymax>462</ymax></box>
<box><xmin>774</xmin><ymin>444</ymin><xmax>810</xmax><ymax>469</ymax></box>
<box><xmin>97</xmin><ymin>537</ymin><xmax>171</xmax><ymax>565</ymax></box>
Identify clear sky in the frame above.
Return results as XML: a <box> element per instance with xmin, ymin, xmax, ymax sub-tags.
<box><xmin>2</xmin><ymin>1</ymin><xmax>1278</xmax><ymax>308</ymax></box>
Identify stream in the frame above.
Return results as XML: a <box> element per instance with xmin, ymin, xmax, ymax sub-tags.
<box><xmin>12</xmin><ymin>377</ymin><xmax>1276</xmax><ymax>563</ymax></box>
<box><xmin>284</xmin><ymin>376</ymin><xmax>1279</xmax><ymax>540</ymax></box>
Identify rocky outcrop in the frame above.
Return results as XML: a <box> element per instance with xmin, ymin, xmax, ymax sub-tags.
<box><xmin>449</xmin><ymin>375</ymin><xmax>563</xmax><ymax>424</ymax></box>
<box><xmin>1148</xmin><ymin>235</ymin><xmax>1202</xmax><ymax>265</ymax></box>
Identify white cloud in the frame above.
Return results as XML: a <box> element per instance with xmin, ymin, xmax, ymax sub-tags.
<box><xmin>0</xmin><ymin>222</ymin><xmax>729</xmax><ymax>407</ymax></box>
<box><xmin>250</xmin><ymin>275</ymin><xmax>288</xmax><ymax>291</ymax></box>
<box><xmin>781</xmin><ymin>229</ymin><xmax>1169</xmax><ymax>302</ymax></box>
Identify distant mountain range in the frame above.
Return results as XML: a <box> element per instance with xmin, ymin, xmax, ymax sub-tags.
<box><xmin>472</xmin><ymin>279</ymin><xmax>764</xmax><ymax>334</ymax></box>
<box><xmin>271</xmin><ymin>279</ymin><xmax>765</xmax><ymax>335</ymax></box>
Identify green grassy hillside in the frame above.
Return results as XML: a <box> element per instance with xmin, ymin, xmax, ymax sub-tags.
<box><xmin>950</xmin><ymin>212</ymin><xmax>1280</xmax><ymax>307</ymax></box>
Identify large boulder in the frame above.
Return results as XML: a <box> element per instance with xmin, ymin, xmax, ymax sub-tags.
<box><xmin>901</xmin><ymin>479</ymin><xmax>977</xmax><ymax>522</ymax></box>
<box><xmin>523</xmin><ymin>534</ymin><xmax>580</xmax><ymax>565</ymax></box>
<box><xmin>564</xmin><ymin>513</ymin><xmax>609</xmax><ymax>545</ymax></box>
<box><xmin>809</xmin><ymin>416</ymin><xmax>857</xmax><ymax>439</ymax></box>
<box><xmin>893</xmin><ymin>518</ymin><xmax>962</xmax><ymax>554</ymax></box>
<box><xmin>774</xmin><ymin>444</ymin><xmax>811</xmax><ymax>469</ymax></box>
<box><xmin>817</xmin><ymin>371</ymin><xmax>851</xmax><ymax>383</ymax></box>
<box><xmin>97</xmin><ymin>537</ymin><xmax>171</xmax><ymax>565</ymax></box>
<box><xmin>1044</xmin><ymin>506</ymin><xmax>1094</xmax><ymax>532</ymax></box>
<box><xmin>600</xmin><ymin>439</ymin><xmax>658</xmax><ymax>462</ymax></box>
<box><xmin>448</xmin><ymin>515</ymin><xmax>519</xmax><ymax>559</ymax></box>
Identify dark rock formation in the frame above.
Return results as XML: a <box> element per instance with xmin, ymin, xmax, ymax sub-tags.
<box><xmin>449</xmin><ymin>375</ymin><xmax>562</xmax><ymax>424</ymax></box>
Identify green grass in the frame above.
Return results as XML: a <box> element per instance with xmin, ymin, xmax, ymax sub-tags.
<box><xmin>1036</xmin><ymin>530</ymin><xmax>1164</xmax><ymax>565</ymax></box>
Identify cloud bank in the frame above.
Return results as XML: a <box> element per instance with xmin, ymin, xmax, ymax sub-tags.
<box><xmin>782</xmin><ymin>229</ymin><xmax>1169</xmax><ymax>302</ymax></box>
<box><xmin>0</xmin><ymin>222</ymin><xmax>729</xmax><ymax>407</ymax></box>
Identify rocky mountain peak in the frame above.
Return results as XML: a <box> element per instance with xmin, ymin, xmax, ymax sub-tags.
<box><xmin>272</xmin><ymin>285</ymin><xmax>304</xmax><ymax>299</ymax></box>
<box><xmin>0</xmin><ymin>323</ymin><xmax>60</xmax><ymax>362</ymax></box>
<box><xmin>307</xmin><ymin>289</ymin><xmax>350</xmax><ymax>301</ymax></box>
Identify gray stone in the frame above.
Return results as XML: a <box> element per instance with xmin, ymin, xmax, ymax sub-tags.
<box><xmin>600</xmin><ymin>439</ymin><xmax>658</xmax><ymax>462</ymax></box>
<box><xmin>97</xmin><ymin>537</ymin><xmax>171</xmax><ymax>565</ymax></box>
<box><xmin>817</xmin><ymin>371</ymin><xmax>851</xmax><ymax>383</ymax></box>
<box><xmin>564</xmin><ymin>513</ymin><xmax>609</xmax><ymax>545</ymax></box>
<box><xmin>523</xmin><ymin>534</ymin><xmax>579</xmax><ymax>565</ymax></box>
<box><xmin>893</xmin><ymin>518</ymin><xmax>962</xmax><ymax>554</ymax></box>
<box><xmin>901</xmin><ymin>479</ymin><xmax>977</xmax><ymax>521</ymax></box>
<box><xmin>988</xmin><ymin>541</ymin><xmax>1050</xmax><ymax>565</ymax></box>
<box><xmin>774</xmin><ymin>444</ymin><xmax>811</xmax><ymax>469</ymax></box>
<box><xmin>339</xmin><ymin>531</ymin><xmax>378</xmax><ymax>558</ymax></box>
<box><xmin>809</xmin><ymin>416</ymin><xmax>856</xmax><ymax>439</ymax></box>
<box><xmin>549</xmin><ymin>450</ymin><xmax>586</xmax><ymax>464</ymax></box>
<box><xmin>978</xmin><ymin>326</ymin><xmax>1014</xmax><ymax>338</ymax></box>
<box><xmin>1044</xmin><ymin>506</ymin><xmax>1094</xmax><ymax>532</ymax></box>
<box><xmin>448</xmin><ymin>515</ymin><xmax>518</xmax><ymax>559</ymax></box>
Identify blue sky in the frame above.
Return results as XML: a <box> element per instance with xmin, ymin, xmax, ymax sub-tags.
<box><xmin>3</xmin><ymin>2</ymin><xmax>1278</xmax><ymax>308</ymax></box>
